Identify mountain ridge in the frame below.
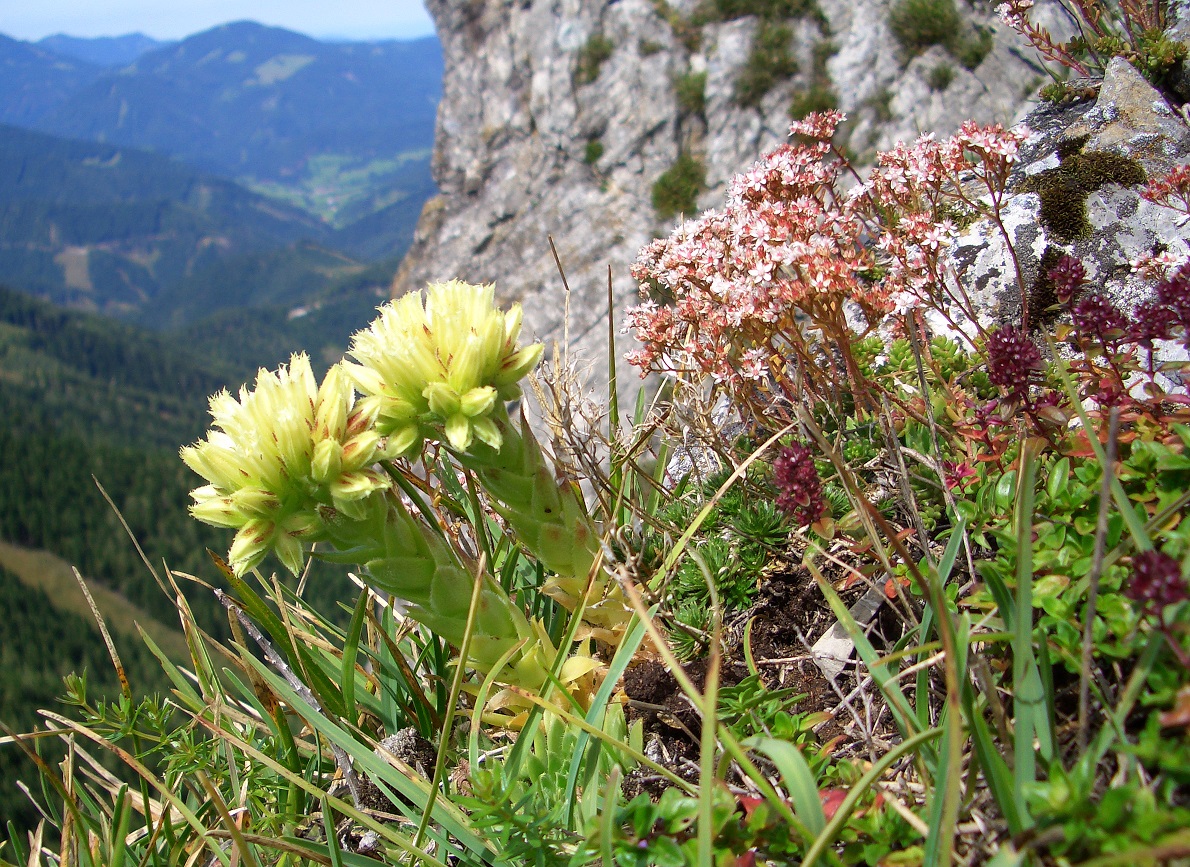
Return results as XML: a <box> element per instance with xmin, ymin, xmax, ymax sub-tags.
<box><xmin>31</xmin><ymin>22</ymin><xmax>442</xmax><ymax>184</ymax></box>
<box><xmin>36</xmin><ymin>32</ymin><xmax>168</xmax><ymax>67</ymax></box>
<box><xmin>0</xmin><ymin>33</ymin><xmax>101</xmax><ymax>126</ymax></box>
<box><xmin>0</xmin><ymin>122</ymin><xmax>343</xmax><ymax>321</ymax></box>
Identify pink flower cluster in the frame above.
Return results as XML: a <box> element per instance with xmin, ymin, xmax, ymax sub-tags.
<box><xmin>1142</xmin><ymin>164</ymin><xmax>1190</xmax><ymax>215</ymax></box>
<box><xmin>860</xmin><ymin>122</ymin><xmax>1028</xmax><ymax>313</ymax></box>
<box><xmin>625</xmin><ymin>111</ymin><xmax>877</xmax><ymax>392</ymax></box>
<box><xmin>626</xmin><ymin>113</ymin><xmax>1030</xmax><ymax>404</ymax></box>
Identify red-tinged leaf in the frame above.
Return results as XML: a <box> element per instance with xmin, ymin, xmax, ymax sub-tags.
<box><xmin>819</xmin><ymin>734</ymin><xmax>845</xmax><ymax>755</ymax></box>
<box><xmin>820</xmin><ymin>788</ymin><xmax>848</xmax><ymax>820</ymax></box>
<box><xmin>811</xmin><ymin>516</ymin><xmax>836</xmax><ymax>539</ymax></box>
<box><xmin>738</xmin><ymin>796</ymin><xmax>764</xmax><ymax>818</ymax></box>
<box><xmin>735</xmin><ymin>851</ymin><xmax>758</xmax><ymax>867</ymax></box>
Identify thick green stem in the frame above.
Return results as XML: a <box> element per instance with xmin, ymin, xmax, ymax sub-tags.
<box><xmin>324</xmin><ymin>494</ymin><xmax>555</xmax><ymax>690</ymax></box>
<box><xmin>456</xmin><ymin>404</ymin><xmax>632</xmax><ymax>633</ymax></box>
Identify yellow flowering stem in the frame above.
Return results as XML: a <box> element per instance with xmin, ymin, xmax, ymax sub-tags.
<box><xmin>322</xmin><ymin>494</ymin><xmax>556</xmax><ymax>691</ymax></box>
<box><xmin>452</xmin><ymin>404</ymin><xmax>631</xmax><ymax>635</ymax></box>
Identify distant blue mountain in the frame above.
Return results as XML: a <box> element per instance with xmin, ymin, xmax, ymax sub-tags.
<box><xmin>0</xmin><ymin>21</ymin><xmax>441</xmax><ymax>323</ymax></box>
<box><xmin>32</xmin><ymin>21</ymin><xmax>442</xmax><ymax>183</ymax></box>
<box><xmin>0</xmin><ymin>34</ymin><xmax>101</xmax><ymax>126</ymax></box>
<box><xmin>37</xmin><ymin>32</ymin><xmax>168</xmax><ymax>67</ymax></box>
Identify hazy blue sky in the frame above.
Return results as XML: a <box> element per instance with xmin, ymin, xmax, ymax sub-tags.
<box><xmin>3</xmin><ymin>0</ymin><xmax>435</xmax><ymax>42</ymax></box>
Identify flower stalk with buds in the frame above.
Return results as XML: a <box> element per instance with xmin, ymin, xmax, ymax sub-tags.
<box><xmin>347</xmin><ymin>281</ymin><xmax>630</xmax><ymax>633</ymax></box>
<box><xmin>182</xmin><ymin>352</ymin><xmax>556</xmax><ymax>690</ymax></box>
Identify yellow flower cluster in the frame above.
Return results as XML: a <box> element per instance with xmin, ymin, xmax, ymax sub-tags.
<box><xmin>346</xmin><ymin>280</ymin><xmax>544</xmax><ymax>456</ymax></box>
<box><xmin>181</xmin><ymin>355</ymin><xmax>390</xmax><ymax>576</ymax></box>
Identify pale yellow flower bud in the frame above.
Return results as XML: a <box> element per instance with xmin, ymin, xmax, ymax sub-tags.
<box><xmin>348</xmin><ymin>280</ymin><xmax>543</xmax><ymax>457</ymax></box>
<box><xmin>188</xmin><ymin>492</ymin><xmax>241</xmax><ymax>528</ymax></box>
<box><xmin>183</xmin><ymin>354</ymin><xmax>390</xmax><ymax>576</ymax></box>
<box><xmin>444</xmin><ymin>414</ymin><xmax>472</xmax><ymax>451</ymax></box>
<box><xmin>329</xmin><ymin>469</ymin><xmax>388</xmax><ymax>502</ymax></box>
<box><xmin>424</xmin><ymin>381</ymin><xmax>461</xmax><ymax>417</ymax></box>
<box><xmin>273</xmin><ymin>532</ymin><xmax>305</xmax><ymax>578</ymax></box>
<box><xmin>228</xmin><ymin>519</ymin><xmax>275</xmax><ymax>575</ymax></box>
<box><xmin>341</xmin><ymin>430</ymin><xmax>382</xmax><ymax>471</ymax></box>
<box><xmin>311</xmin><ymin>439</ymin><xmax>344</xmax><ymax>485</ymax></box>
<box><xmin>460</xmin><ymin>386</ymin><xmax>496</xmax><ymax>418</ymax></box>
<box><xmin>315</xmin><ymin>365</ymin><xmax>350</xmax><ymax>440</ymax></box>
<box><xmin>229</xmin><ymin>486</ymin><xmax>280</xmax><ymax>518</ymax></box>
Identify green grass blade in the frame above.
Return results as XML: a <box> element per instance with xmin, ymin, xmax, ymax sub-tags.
<box><xmin>1011</xmin><ymin>439</ymin><xmax>1041</xmax><ymax>829</ymax></box>
<box><xmin>241</xmin><ymin>658</ymin><xmax>492</xmax><ymax>863</ymax></box>
<box><xmin>321</xmin><ymin>795</ymin><xmax>345</xmax><ymax>867</ymax></box>
<box><xmin>744</xmin><ymin>738</ymin><xmax>826</xmax><ymax>836</ymax></box>
<box><xmin>563</xmin><ymin>614</ymin><xmax>649</xmax><ymax>826</ymax></box>
<box><xmin>341</xmin><ymin>589</ymin><xmax>371</xmax><ymax>726</ymax></box>
<box><xmin>922</xmin><ymin>708</ymin><xmax>960</xmax><ymax>867</ymax></box>
<box><xmin>967</xmin><ymin>704</ymin><xmax>1020</xmax><ymax>834</ymax></box>
<box><xmin>1049</xmin><ymin>344</ymin><xmax>1151</xmax><ymax>549</ymax></box>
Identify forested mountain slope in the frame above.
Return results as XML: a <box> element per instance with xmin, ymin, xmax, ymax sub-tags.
<box><xmin>0</xmin><ymin>123</ymin><xmax>348</xmax><ymax>320</ymax></box>
<box><xmin>0</xmin><ymin>288</ymin><xmax>364</xmax><ymax>825</ymax></box>
<box><xmin>0</xmin><ymin>35</ymin><xmax>101</xmax><ymax>127</ymax></box>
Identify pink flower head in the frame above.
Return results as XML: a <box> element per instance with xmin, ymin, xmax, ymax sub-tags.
<box><xmin>1142</xmin><ymin>164</ymin><xmax>1190</xmax><ymax>215</ymax></box>
<box><xmin>788</xmin><ymin>110</ymin><xmax>846</xmax><ymax>141</ymax></box>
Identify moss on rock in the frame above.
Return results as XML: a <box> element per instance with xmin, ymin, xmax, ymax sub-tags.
<box><xmin>1020</xmin><ymin>139</ymin><xmax>1146</xmax><ymax>241</ymax></box>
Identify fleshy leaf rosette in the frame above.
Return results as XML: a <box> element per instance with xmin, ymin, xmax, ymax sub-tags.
<box><xmin>346</xmin><ymin>280</ymin><xmax>544</xmax><ymax>458</ymax></box>
<box><xmin>181</xmin><ymin>354</ymin><xmax>390</xmax><ymax>576</ymax></box>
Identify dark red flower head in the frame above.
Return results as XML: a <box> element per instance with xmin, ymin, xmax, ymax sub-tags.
<box><xmin>1130</xmin><ymin>301</ymin><xmax>1175</xmax><ymax>348</ymax></box>
<box><xmin>773</xmin><ymin>443</ymin><xmax>827</xmax><ymax>528</ymax></box>
<box><xmin>1071</xmin><ymin>294</ymin><xmax>1128</xmax><ymax>347</ymax></box>
<box><xmin>1049</xmin><ymin>254</ymin><xmax>1086</xmax><ymax>304</ymax></box>
<box><xmin>1156</xmin><ymin>268</ymin><xmax>1190</xmax><ymax>332</ymax></box>
<box><xmin>985</xmin><ymin>326</ymin><xmax>1042</xmax><ymax>404</ymax></box>
<box><xmin>1126</xmin><ymin>550</ymin><xmax>1189</xmax><ymax>615</ymax></box>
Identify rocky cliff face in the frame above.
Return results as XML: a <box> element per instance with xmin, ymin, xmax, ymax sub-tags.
<box><xmin>395</xmin><ymin>0</ymin><xmax>1048</xmax><ymax>383</ymax></box>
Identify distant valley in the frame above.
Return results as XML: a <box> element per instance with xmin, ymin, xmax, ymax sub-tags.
<box><xmin>0</xmin><ymin>21</ymin><xmax>441</xmax><ymax>351</ymax></box>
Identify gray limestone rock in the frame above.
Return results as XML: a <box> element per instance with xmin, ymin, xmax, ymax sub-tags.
<box><xmin>949</xmin><ymin>58</ymin><xmax>1190</xmax><ymax>332</ymax></box>
<box><xmin>395</xmin><ymin>0</ymin><xmax>1047</xmax><ymax>400</ymax></box>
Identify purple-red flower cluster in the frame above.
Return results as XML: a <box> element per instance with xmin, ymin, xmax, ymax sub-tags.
<box><xmin>773</xmin><ymin>443</ymin><xmax>827</xmax><ymax>528</ymax></box>
<box><xmin>985</xmin><ymin>326</ymin><xmax>1042</xmax><ymax>404</ymax></box>
<box><xmin>1126</xmin><ymin>550</ymin><xmax>1189</xmax><ymax>615</ymax></box>
<box><xmin>1048</xmin><ymin>254</ymin><xmax>1086</xmax><ymax>304</ymax></box>
<box><xmin>1071</xmin><ymin>294</ymin><xmax>1128</xmax><ymax>346</ymax></box>
<box><xmin>1130</xmin><ymin>300</ymin><xmax>1175</xmax><ymax>349</ymax></box>
<box><xmin>1156</xmin><ymin>264</ymin><xmax>1190</xmax><ymax>332</ymax></box>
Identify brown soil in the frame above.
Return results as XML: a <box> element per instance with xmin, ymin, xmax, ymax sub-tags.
<box><xmin>620</xmin><ymin>563</ymin><xmax>890</xmax><ymax>797</ymax></box>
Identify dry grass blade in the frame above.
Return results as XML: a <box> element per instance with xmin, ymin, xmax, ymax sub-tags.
<box><xmin>216</xmin><ymin>591</ymin><xmax>363</xmax><ymax>806</ymax></box>
<box><xmin>71</xmin><ymin>566</ymin><xmax>132</xmax><ymax>702</ymax></box>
